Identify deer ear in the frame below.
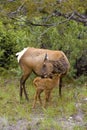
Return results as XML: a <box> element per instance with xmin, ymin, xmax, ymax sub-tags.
<box><xmin>44</xmin><ymin>53</ymin><xmax>49</xmax><ymax>61</ymax></box>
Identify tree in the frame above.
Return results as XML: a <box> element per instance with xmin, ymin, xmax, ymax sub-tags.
<box><xmin>0</xmin><ymin>0</ymin><xmax>87</xmax><ymax>77</ymax></box>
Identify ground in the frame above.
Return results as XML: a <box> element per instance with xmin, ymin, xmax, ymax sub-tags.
<box><xmin>0</xmin><ymin>76</ymin><xmax>87</xmax><ymax>130</ymax></box>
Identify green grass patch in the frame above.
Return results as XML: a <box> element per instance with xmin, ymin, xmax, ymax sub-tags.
<box><xmin>73</xmin><ymin>125</ymin><xmax>87</xmax><ymax>130</ymax></box>
<box><xmin>0</xmin><ymin>75</ymin><xmax>87</xmax><ymax>128</ymax></box>
<box><xmin>39</xmin><ymin>118</ymin><xmax>62</xmax><ymax>130</ymax></box>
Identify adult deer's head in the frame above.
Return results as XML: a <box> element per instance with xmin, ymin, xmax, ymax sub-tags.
<box><xmin>41</xmin><ymin>53</ymin><xmax>53</xmax><ymax>78</ymax></box>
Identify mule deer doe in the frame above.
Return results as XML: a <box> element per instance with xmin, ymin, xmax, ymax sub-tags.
<box><xmin>16</xmin><ymin>47</ymin><xmax>70</xmax><ymax>101</ymax></box>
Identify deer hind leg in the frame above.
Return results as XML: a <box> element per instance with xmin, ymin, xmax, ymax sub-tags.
<box><xmin>20</xmin><ymin>74</ymin><xmax>29</xmax><ymax>101</ymax></box>
<box><xmin>32</xmin><ymin>90</ymin><xmax>38</xmax><ymax>108</ymax></box>
<box><xmin>20</xmin><ymin>68</ymin><xmax>32</xmax><ymax>101</ymax></box>
<box><xmin>44</xmin><ymin>90</ymin><xmax>51</xmax><ymax>108</ymax></box>
<box><xmin>37</xmin><ymin>89</ymin><xmax>43</xmax><ymax>106</ymax></box>
<box><xmin>33</xmin><ymin>89</ymin><xmax>43</xmax><ymax>108</ymax></box>
<box><xmin>20</xmin><ymin>77</ymin><xmax>23</xmax><ymax>100</ymax></box>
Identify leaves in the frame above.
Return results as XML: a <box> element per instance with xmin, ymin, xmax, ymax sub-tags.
<box><xmin>0</xmin><ymin>0</ymin><xmax>87</xmax><ymax>77</ymax></box>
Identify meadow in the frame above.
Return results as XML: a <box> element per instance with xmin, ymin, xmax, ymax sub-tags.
<box><xmin>0</xmin><ymin>72</ymin><xmax>87</xmax><ymax>130</ymax></box>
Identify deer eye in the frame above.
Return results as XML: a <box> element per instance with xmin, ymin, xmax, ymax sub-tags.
<box><xmin>43</xmin><ymin>63</ymin><xmax>46</xmax><ymax>67</ymax></box>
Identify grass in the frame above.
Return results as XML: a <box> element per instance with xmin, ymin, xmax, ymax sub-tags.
<box><xmin>73</xmin><ymin>126</ymin><xmax>86</xmax><ymax>130</ymax></box>
<box><xmin>0</xmin><ymin>74</ymin><xmax>87</xmax><ymax>129</ymax></box>
<box><xmin>39</xmin><ymin>118</ymin><xmax>62</xmax><ymax>130</ymax></box>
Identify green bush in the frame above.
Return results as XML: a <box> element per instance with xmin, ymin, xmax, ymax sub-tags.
<box><xmin>0</xmin><ymin>18</ymin><xmax>87</xmax><ymax>79</ymax></box>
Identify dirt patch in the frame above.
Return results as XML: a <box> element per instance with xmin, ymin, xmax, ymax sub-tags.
<box><xmin>0</xmin><ymin>118</ymin><xmax>29</xmax><ymax>130</ymax></box>
<box><xmin>0</xmin><ymin>112</ymin><xmax>86</xmax><ymax>130</ymax></box>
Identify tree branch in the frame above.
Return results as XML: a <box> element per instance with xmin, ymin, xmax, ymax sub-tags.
<box><xmin>26</xmin><ymin>12</ymin><xmax>74</xmax><ymax>27</ymax></box>
<box><xmin>53</xmin><ymin>11</ymin><xmax>87</xmax><ymax>25</ymax></box>
<box><xmin>8</xmin><ymin>1</ymin><xmax>26</xmax><ymax>17</ymax></box>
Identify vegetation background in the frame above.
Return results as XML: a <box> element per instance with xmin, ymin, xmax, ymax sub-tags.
<box><xmin>0</xmin><ymin>0</ymin><xmax>87</xmax><ymax>130</ymax></box>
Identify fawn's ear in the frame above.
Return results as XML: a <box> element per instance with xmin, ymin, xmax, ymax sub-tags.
<box><xmin>44</xmin><ymin>53</ymin><xmax>49</xmax><ymax>62</ymax></box>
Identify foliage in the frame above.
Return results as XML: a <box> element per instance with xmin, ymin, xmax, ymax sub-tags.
<box><xmin>0</xmin><ymin>0</ymin><xmax>87</xmax><ymax>78</ymax></box>
<box><xmin>0</xmin><ymin>20</ymin><xmax>17</xmax><ymax>66</ymax></box>
<box><xmin>0</xmin><ymin>1</ymin><xmax>87</xmax><ymax>129</ymax></box>
<box><xmin>0</xmin><ymin>0</ymin><xmax>86</xmax><ymax>18</ymax></box>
